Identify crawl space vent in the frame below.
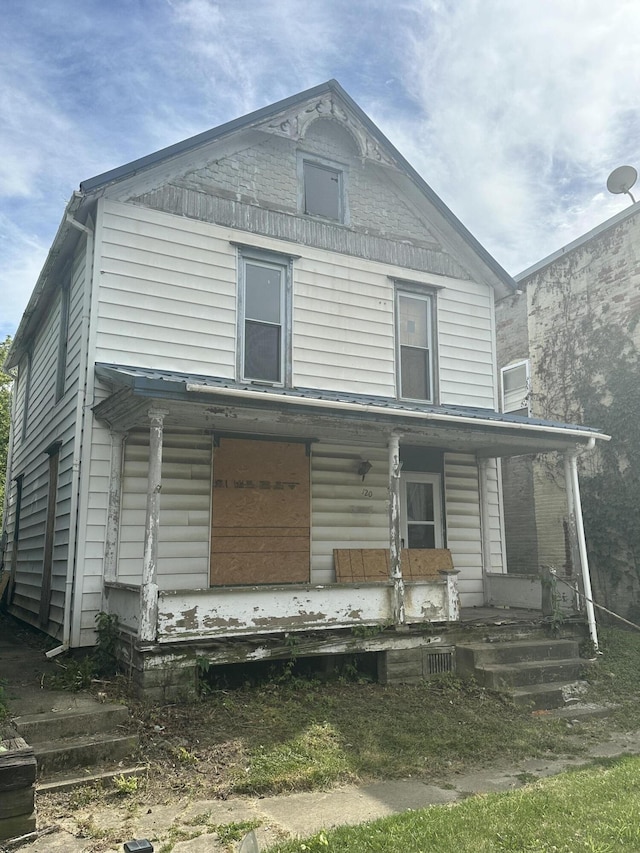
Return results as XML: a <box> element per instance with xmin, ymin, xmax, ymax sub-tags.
<box><xmin>425</xmin><ymin>648</ymin><xmax>455</xmax><ymax>676</ymax></box>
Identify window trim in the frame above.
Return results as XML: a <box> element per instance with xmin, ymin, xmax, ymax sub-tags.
<box><xmin>395</xmin><ymin>283</ymin><xmax>438</xmax><ymax>404</ymax></box>
<box><xmin>236</xmin><ymin>247</ymin><xmax>293</xmax><ymax>387</ymax></box>
<box><xmin>500</xmin><ymin>358</ymin><xmax>531</xmax><ymax>415</ymax></box>
<box><xmin>297</xmin><ymin>153</ymin><xmax>349</xmax><ymax>224</ymax></box>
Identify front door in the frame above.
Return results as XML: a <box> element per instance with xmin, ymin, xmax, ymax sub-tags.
<box><xmin>400</xmin><ymin>473</ymin><xmax>443</xmax><ymax>549</ymax></box>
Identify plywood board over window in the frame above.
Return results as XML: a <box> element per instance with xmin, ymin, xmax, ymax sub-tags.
<box><xmin>211</xmin><ymin>438</ymin><xmax>310</xmax><ymax>585</ymax></box>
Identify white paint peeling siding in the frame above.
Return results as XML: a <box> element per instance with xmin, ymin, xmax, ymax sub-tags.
<box><xmin>118</xmin><ymin>431</ymin><xmax>212</xmax><ymax>588</ymax></box>
<box><xmin>444</xmin><ymin>453</ymin><xmax>484</xmax><ymax>606</ymax></box>
<box><xmin>311</xmin><ymin>442</ymin><xmax>389</xmax><ymax>583</ymax></box>
<box><xmin>95</xmin><ymin>200</ymin><xmax>495</xmax><ymax>405</ymax></box>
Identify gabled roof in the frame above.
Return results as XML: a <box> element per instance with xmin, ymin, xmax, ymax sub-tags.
<box><xmin>80</xmin><ymin>79</ymin><xmax>515</xmax><ymax>295</ymax></box>
<box><xmin>8</xmin><ymin>80</ymin><xmax>516</xmax><ymax>369</ymax></box>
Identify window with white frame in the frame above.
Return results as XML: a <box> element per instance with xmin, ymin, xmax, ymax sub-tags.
<box><xmin>300</xmin><ymin>156</ymin><xmax>346</xmax><ymax>223</ymax></box>
<box><xmin>396</xmin><ymin>289</ymin><xmax>436</xmax><ymax>403</ymax></box>
<box><xmin>501</xmin><ymin>359</ymin><xmax>530</xmax><ymax>415</ymax></box>
<box><xmin>238</xmin><ymin>250</ymin><xmax>291</xmax><ymax>385</ymax></box>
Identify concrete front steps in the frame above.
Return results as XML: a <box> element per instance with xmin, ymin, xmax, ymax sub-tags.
<box><xmin>456</xmin><ymin>638</ymin><xmax>589</xmax><ymax>710</ymax></box>
<box><xmin>12</xmin><ymin>699</ymin><xmax>139</xmax><ymax>784</ymax></box>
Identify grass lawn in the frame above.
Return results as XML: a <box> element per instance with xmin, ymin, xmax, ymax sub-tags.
<box><xmin>30</xmin><ymin>625</ymin><xmax>640</xmax><ymax>848</ymax></box>
<box><xmin>264</xmin><ymin>754</ymin><xmax>640</xmax><ymax>852</ymax></box>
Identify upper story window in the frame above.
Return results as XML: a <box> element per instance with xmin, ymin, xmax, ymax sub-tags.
<box><xmin>396</xmin><ymin>288</ymin><xmax>436</xmax><ymax>403</ymax></box>
<box><xmin>299</xmin><ymin>155</ymin><xmax>348</xmax><ymax>223</ymax></box>
<box><xmin>237</xmin><ymin>248</ymin><xmax>293</xmax><ymax>386</ymax></box>
<box><xmin>501</xmin><ymin>359</ymin><xmax>530</xmax><ymax>415</ymax></box>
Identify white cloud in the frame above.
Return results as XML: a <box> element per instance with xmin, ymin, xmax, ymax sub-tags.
<box><xmin>392</xmin><ymin>0</ymin><xmax>640</xmax><ymax>271</ymax></box>
<box><xmin>3</xmin><ymin>0</ymin><xmax>640</xmax><ymax>337</ymax></box>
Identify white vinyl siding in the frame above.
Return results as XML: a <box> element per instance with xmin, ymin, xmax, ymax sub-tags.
<box><xmin>486</xmin><ymin>458</ymin><xmax>505</xmax><ymax>574</ymax></box>
<box><xmin>95</xmin><ymin>201</ymin><xmax>496</xmax><ymax>407</ymax></box>
<box><xmin>310</xmin><ymin>443</ymin><xmax>389</xmax><ymax>583</ymax></box>
<box><xmin>6</xmin><ymin>241</ymin><xmax>87</xmax><ymax>634</ymax></box>
<box><xmin>437</xmin><ymin>284</ymin><xmax>495</xmax><ymax>407</ymax></box>
<box><xmin>96</xmin><ymin>201</ymin><xmax>236</xmax><ymax>376</ymax></box>
<box><xmin>444</xmin><ymin>452</ymin><xmax>484</xmax><ymax>606</ymax></box>
<box><xmin>118</xmin><ymin>431</ymin><xmax>212</xmax><ymax>588</ymax></box>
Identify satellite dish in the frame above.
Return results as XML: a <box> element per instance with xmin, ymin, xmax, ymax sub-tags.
<box><xmin>606</xmin><ymin>165</ymin><xmax>638</xmax><ymax>202</ymax></box>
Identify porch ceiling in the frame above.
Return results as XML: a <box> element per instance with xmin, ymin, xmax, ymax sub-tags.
<box><xmin>93</xmin><ymin>363</ymin><xmax>609</xmax><ymax>458</ymax></box>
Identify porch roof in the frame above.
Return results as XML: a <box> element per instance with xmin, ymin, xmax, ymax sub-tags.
<box><xmin>94</xmin><ymin>363</ymin><xmax>609</xmax><ymax>457</ymax></box>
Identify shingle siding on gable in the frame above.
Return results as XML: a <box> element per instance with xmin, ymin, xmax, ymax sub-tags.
<box><xmin>127</xmin><ymin>117</ymin><xmax>467</xmax><ymax>279</ymax></box>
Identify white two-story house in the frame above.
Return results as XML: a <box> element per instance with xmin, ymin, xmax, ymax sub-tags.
<box><xmin>1</xmin><ymin>81</ymin><xmax>606</xmax><ymax>698</ymax></box>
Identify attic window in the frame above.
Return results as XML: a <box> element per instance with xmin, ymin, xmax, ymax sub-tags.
<box><xmin>303</xmin><ymin>160</ymin><xmax>343</xmax><ymax>221</ymax></box>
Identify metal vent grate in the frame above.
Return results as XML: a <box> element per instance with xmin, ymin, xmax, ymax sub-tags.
<box><xmin>424</xmin><ymin>648</ymin><xmax>455</xmax><ymax>676</ymax></box>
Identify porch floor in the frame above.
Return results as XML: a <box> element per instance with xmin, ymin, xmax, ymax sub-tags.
<box><xmin>459</xmin><ymin>606</ymin><xmax>547</xmax><ymax>624</ymax></box>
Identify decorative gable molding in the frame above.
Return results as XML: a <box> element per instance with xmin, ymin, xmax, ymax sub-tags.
<box><xmin>261</xmin><ymin>93</ymin><xmax>398</xmax><ymax>169</ymax></box>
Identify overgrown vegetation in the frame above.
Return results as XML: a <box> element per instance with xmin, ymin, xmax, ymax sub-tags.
<box><xmin>266</xmin><ymin>754</ymin><xmax>640</xmax><ymax>852</ymax></box>
<box><xmin>49</xmin><ymin>611</ymin><xmax>121</xmax><ymax>690</ymax></box>
<box><xmin>531</xmin><ymin>264</ymin><xmax>640</xmax><ymax>619</ymax></box>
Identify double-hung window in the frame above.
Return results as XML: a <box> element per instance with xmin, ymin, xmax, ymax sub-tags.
<box><xmin>396</xmin><ymin>288</ymin><xmax>436</xmax><ymax>403</ymax></box>
<box><xmin>238</xmin><ymin>249</ymin><xmax>292</xmax><ymax>385</ymax></box>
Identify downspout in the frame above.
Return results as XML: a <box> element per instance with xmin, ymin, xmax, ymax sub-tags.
<box><xmin>566</xmin><ymin>437</ymin><xmax>598</xmax><ymax>651</ymax></box>
<box><xmin>46</xmin><ymin>210</ymin><xmax>93</xmax><ymax>658</ymax></box>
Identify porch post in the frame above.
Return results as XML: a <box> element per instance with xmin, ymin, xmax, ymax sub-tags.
<box><xmin>139</xmin><ymin>408</ymin><xmax>169</xmax><ymax>643</ymax></box>
<box><xmin>104</xmin><ymin>430</ymin><xmax>125</xmax><ymax>585</ymax></box>
<box><xmin>388</xmin><ymin>432</ymin><xmax>404</xmax><ymax>625</ymax></box>
<box><xmin>564</xmin><ymin>448</ymin><xmax>598</xmax><ymax>651</ymax></box>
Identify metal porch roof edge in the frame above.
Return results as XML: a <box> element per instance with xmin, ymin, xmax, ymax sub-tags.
<box><xmin>79</xmin><ymin>79</ymin><xmax>515</xmax><ymax>294</ymax></box>
<box><xmin>94</xmin><ymin>363</ymin><xmax>608</xmax><ymax>443</ymax></box>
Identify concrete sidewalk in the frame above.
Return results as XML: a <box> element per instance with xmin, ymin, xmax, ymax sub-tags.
<box><xmin>7</xmin><ymin>728</ymin><xmax>640</xmax><ymax>852</ymax></box>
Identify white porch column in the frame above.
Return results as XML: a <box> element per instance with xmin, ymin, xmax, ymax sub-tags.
<box><xmin>104</xmin><ymin>430</ymin><xmax>125</xmax><ymax>585</ymax></box>
<box><xmin>388</xmin><ymin>432</ymin><xmax>404</xmax><ymax>626</ymax></box>
<box><xmin>564</xmin><ymin>447</ymin><xmax>598</xmax><ymax>651</ymax></box>
<box><xmin>139</xmin><ymin>408</ymin><xmax>169</xmax><ymax>643</ymax></box>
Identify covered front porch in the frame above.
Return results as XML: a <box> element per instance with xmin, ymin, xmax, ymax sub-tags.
<box><xmin>93</xmin><ymin>365</ymin><xmax>606</xmax><ymax>697</ymax></box>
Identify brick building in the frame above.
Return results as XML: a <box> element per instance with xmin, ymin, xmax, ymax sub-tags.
<box><xmin>496</xmin><ymin>201</ymin><xmax>640</xmax><ymax>616</ymax></box>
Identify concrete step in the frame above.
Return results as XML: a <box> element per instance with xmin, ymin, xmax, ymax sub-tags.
<box><xmin>473</xmin><ymin>658</ymin><xmax>582</xmax><ymax>689</ymax></box>
<box><xmin>33</xmin><ymin>733</ymin><xmax>139</xmax><ymax>778</ymax></box>
<box><xmin>13</xmin><ymin>704</ymin><xmax>130</xmax><ymax>743</ymax></box>
<box><xmin>508</xmin><ymin>682</ymin><xmax>568</xmax><ymax>710</ymax></box>
<box><xmin>38</xmin><ymin>765</ymin><xmax>147</xmax><ymax>794</ymax></box>
<box><xmin>457</xmin><ymin>639</ymin><xmax>579</xmax><ymax>669</ymax></box>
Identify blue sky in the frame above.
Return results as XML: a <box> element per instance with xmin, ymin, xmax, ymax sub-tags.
<box><xmin>3</xmin><ymin>0</ymin><xmax>640</xmax><ymax>339</ymax></box>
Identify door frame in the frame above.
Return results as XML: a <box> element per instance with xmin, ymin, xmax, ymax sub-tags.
<box><xmin>400</xmin><ymin>472</ymin><xmax>444</xmax><ymax>549</ymax></box>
